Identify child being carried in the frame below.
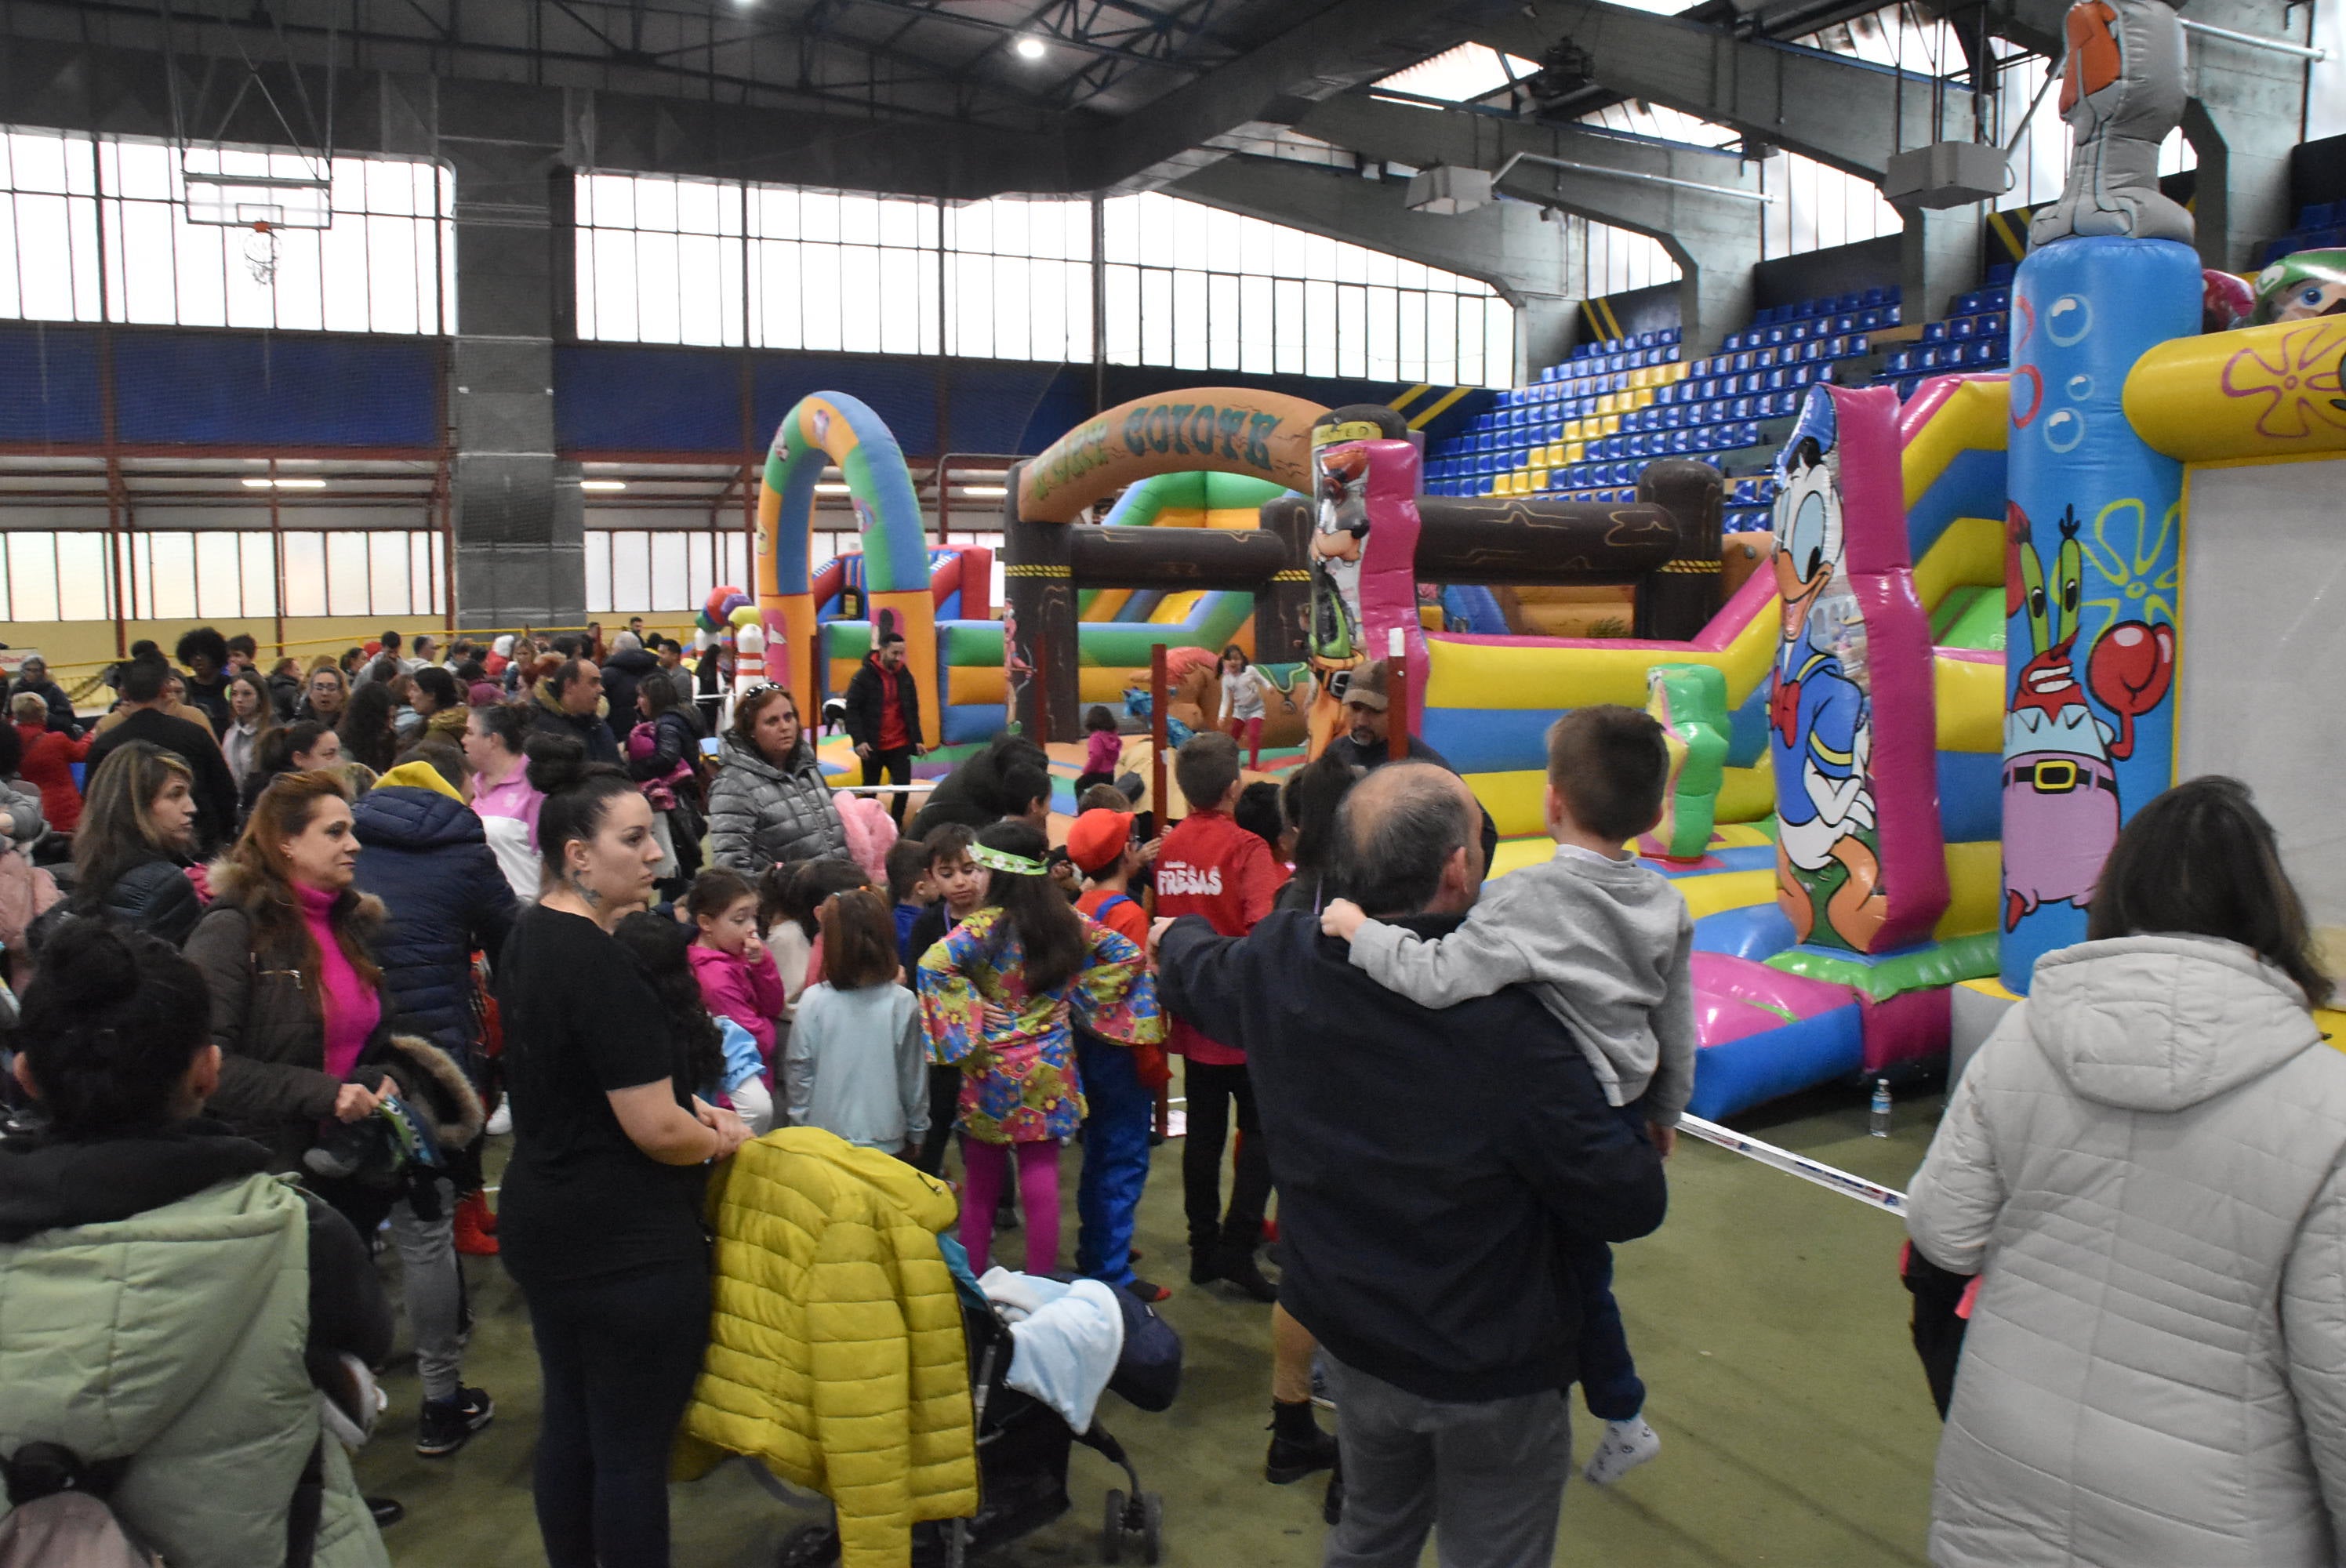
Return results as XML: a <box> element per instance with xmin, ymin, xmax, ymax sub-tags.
<box><xmin>1320</xmin><ymin>704</ymin><xmax>1693</xmax><ymax>1487</ymax></box>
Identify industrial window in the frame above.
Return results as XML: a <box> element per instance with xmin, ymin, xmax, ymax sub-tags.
<box><xmin>1099</xmin><ymin>192</ymin><xmax>1511</xmax><ymax>385</ymax></box>
<box><xmin>0</xmin><ymin>527</ymin><xmax>443</xmax><ymax>622</ymax></box>
<box><xmin>583</xmin><ymin>528</ymin><xmax>756</xmax><ymax>616</ymax></box>
<box><xmin>575</xmin><ymin>173</ymin><xmax>1514</xmax><ymax>387</ymax></box>
<box><xmin>0</xmin><ymin>128</ymin><xmax>454</xmax><ymax>333</ymax></box>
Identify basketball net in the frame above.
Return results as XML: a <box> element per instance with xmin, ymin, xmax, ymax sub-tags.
<box><xmin>244</xmin><ymin>220</ymin><xmax>278</xmax><ymax>286</ymax></box>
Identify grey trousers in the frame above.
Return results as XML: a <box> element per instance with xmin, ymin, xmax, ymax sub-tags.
<box><xmin>387</xmin><ymin>1175</ymin><xmax>465</xmax><ymax>1403</ymax></box>
<box><xmin>1322</xmin><ymin>1354</ymin><xmax>1572</xmax><ymax>1568</ymax></box>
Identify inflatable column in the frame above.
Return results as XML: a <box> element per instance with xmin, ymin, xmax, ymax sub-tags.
<box><xmin>1766</xmin><ymin>384</ymin><xmax>1948</xmax><ymax>955</ymax></box>
<box><xmin>1306</xmin><ymin>433</ymin><xmax>1423</xmax><ymax>731</ymax></box>
<box><xmin>1999</xmin><ymin>0</ymin><xmax>2195</xmax><ymax>989</ymax></box>
<box><xmin>1999</xmin><ymin>238</ymin><xmax>2194</xmax><ymax>986</ymax></box>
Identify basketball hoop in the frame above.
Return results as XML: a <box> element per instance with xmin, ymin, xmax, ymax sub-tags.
<box><xmin>244</xmin><ymin>220</ymin><xmax>279</xmax><ymax>285</ymax></box>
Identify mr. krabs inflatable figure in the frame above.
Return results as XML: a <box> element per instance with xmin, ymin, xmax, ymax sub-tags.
<box><xmin>2000</xmin><ymin>501</ymin><xmax>2174</xmax><ymax>930</ymax></box>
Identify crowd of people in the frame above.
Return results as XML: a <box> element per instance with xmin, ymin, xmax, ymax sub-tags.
<box><xmin>2</xmin><ymin>622</ymin><xmax>2342</xmax><ymax>1568</ymax></box>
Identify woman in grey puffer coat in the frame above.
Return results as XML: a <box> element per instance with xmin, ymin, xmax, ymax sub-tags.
<box><xmin>1908</xmin><ymin>777</ymin><xmax>2346</xmax><ymax>1568</ymax></box>
<box><xmin>706</xmin><ymin>685</ymin><xmax>850</xmax><ymax>874</ymax></box>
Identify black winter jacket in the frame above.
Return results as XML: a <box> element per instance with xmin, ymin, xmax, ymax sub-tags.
<box><xmin>350</xmin><ymin>780</ymin><xmax>518</xmax><ymax>1058</ymax></box>
<box><xmin>527</xmin><ymin>681</ymin><xmax>620</xmax><ymax>765</ymax></box>
<box><xmin>905</xmin><ymin>733</ymin><xmax>1046</xmax><ymax>839</ymax></box>
<box><xmin>842</xmin><ymin>653</ymin><xmax>924</xmax><ymax>753</ymax></box>
<box><xmin>71</xmin><ymin>850</ymin><xmax>204</xmax><ymax>948</ymax></box>
<box><xmin>600</xmin><ymin>647</ymin><xmax>662</xmax><ymax>740</ymax></box>
<box><xmin>1157</xmin><ymin>909</ymin><xmax>1668</xmax><ymax>1403</ymax></box>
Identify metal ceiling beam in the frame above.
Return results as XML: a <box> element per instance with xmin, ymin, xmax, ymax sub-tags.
<box><xmin>1080</xmin><ymin>0</ymin><xmax>1523</xmax><ymax>191</ymax></box>
<box><xmin>1469</xmin><ymin>0</ymin><xmax>1976</xmax><ymax>183</ymax></box>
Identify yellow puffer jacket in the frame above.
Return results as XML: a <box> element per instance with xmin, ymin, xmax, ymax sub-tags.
<box><xmin>676</xmin><ymin>1128</ymin><xmax>978</xmax><ymax>1568</ymax></box>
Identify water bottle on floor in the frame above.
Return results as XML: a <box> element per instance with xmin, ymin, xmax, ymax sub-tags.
<box><xmin>1869</xmin><ymin>1078</ymin><xmax>1893</xmax><ymax>1138</ymax></box>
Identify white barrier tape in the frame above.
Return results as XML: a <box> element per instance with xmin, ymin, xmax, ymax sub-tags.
<box><xmin>1679</xmin><ymin>1114</ymin><xmax>1908</xmax><ymax>1216</ymax></box>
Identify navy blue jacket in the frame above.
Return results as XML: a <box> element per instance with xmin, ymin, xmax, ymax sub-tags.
<box><xmin>1158</xmin><ymin>908</ymin><xmax>1668</xmax><ymax>1403</ymax></box>
<box><xmin>351</xmin><ymin>783</ymin><xmax>518</xmax><ymax>1057</ymax></box>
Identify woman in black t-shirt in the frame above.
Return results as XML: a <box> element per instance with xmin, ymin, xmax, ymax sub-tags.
<box><xmin>493</xmin><ymin>731</ymin><xmax>750</xmax><ymax>1568</ymax></box>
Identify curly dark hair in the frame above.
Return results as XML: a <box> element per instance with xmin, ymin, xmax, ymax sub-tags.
<box><xmin>608</xmin><ymin>911</ymin><xmax>726</xmax><ymax>1095</ymax></box>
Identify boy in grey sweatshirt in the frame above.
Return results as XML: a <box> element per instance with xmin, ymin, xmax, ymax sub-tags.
<box><xmin>1322</xmin><ymin>703</ymin><xmax>1693</xmax><ymax>1487</ymax></box>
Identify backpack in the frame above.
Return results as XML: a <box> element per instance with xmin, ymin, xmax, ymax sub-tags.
<box><xmin>0</xmin><ymin>1444</ymin><xmax>162</xmax><ymax>1568</ymax></box>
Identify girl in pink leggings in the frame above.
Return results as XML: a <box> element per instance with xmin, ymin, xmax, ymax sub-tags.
<box><xmin>916</xmin><ymin>820</ymin><xmax>1163</xmax><ymax>1275</ymax></box>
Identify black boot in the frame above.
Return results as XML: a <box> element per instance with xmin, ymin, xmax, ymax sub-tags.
<box><xmin>1189</xmin><ymin>1245</ymin><xmax>1222</xmax><ymax>1287</ymax></box>
<box><xmin>1266</xmin><ymin>1401</ymin><xmax>1338</xmax><ymax>1484</ymax></box>
<box><xmin>1215</xmin><ymin>1243</ymin><xmax>1279</xmax><ymax>1303</ymax></box>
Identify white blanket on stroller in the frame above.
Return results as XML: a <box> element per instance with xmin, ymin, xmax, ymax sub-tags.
<box><xmin>979</xmin><ymin>1269</ymin><xmax>1127</xmax><ymax>1432</ymax></box>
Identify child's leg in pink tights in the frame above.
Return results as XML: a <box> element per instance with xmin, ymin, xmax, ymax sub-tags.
<box><xmin>1015</xmin><ymin>1140</ymin><xmax>1061</xmax><ymax>1276</ymax></box>
<box><xmin>959</xmin><ymin>1136</ymin><xmax>1008</xmax><ymax>1273</ymax></box>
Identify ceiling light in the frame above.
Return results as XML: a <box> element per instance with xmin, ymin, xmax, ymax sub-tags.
<box><xmin>242</xmin><ymin>477</ymin><xmax>327</xmax><ymax>489</ymax></box>
<box><xmin>580</xmin><ymin>479</ymin><xmax>628</xmax><ymax>492</ymax></box>
<box><xmin>1014</xmin><ymin>35</ymin><xmax>1047</xmax><ymax>59</ymax></box>
<box><xmin>961</xmin><ymin>485</ymin><xmax>1008</xmax><ymax>497</ymax></box>
<box><xmin>814</xmin><ymin>482</ymin><xmax>853</xmax><ymax>495</ymax></box>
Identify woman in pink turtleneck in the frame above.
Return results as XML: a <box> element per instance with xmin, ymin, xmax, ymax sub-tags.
<box><xmin>185</xmin><ymin>769</ymin><xmax>401</xmax><ymax>1173</ymax></box>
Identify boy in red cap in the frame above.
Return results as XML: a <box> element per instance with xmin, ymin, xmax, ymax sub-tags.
<box><xmin>1069</xmin><ymin>807</ymin><xmax>1171</xmax><ymax>1301</ymax></box>
<box><xmin>1153</xmin><ymin>731</ymin><xmax>1280</xmax><ymax>1299</ymax></box>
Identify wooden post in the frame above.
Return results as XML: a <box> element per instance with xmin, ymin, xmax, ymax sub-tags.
<box><xmin>1149</xmin><ymin>642</ymin><xmax>1170</xmax><ymax>828</ymax></box>
<box><xmin>1149</xmin><ymin>638</ymin><xmax>1171</xmax><ymax>1142</ymax></box>
<box><xmin>1386</xmin><ymin>626</ymin><xmax>1408</xmax><ymax>764</ymax></box>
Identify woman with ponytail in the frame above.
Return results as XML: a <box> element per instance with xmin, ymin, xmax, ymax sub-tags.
<box><xmin>917</xmin><ymin>819</ymin><xmax>1163</xmax><ymax>1275</ymax></box>
<box><xmin>492</xmin><ymin>730</ymin><xmax>750</xmax><ymax>1568</ymax></box>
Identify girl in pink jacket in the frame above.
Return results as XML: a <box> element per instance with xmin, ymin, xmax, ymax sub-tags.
<box><xmin>685</xmin><ymin>867</ymin><xmax>789</xmax><ymax>1071</ymax></box>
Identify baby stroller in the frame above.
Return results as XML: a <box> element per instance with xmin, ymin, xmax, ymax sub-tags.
<box><xmin>767</xmin><ymin>1283</ymin><xmax>1181</xmax><ymax>1567</ymax></box>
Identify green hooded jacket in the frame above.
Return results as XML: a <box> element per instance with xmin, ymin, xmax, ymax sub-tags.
<box><xmin>0</xmin><ymin>1165</ymin><xmax>388</xmax><ymax>1568</ymax></box>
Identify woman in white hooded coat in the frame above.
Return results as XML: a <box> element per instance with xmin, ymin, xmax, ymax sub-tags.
<box><xmin>1907</xmin><ymin>775</ymin><xmax>2346</xmax><ymax>1568</ymax></box>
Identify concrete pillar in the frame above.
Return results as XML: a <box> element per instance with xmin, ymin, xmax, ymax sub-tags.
<box><xmin>1515</xmin><ymin>294</ymin><xmax>1580</xmax><ymax>381</ymax></box>
<box><xmin>438</xmin><ymin>83</ymin><xmax>582</xmax><ymax>632</ymax></box>
<box><xmin>1899</xmin><ymin>205</ymin><xmax>1981</xmax><ymax>323</ymax></box>
<box><xmin>2180</xmin><ymin>0</ymin><xmax>2304</xmax><ymax>274</ymax></box>
<box><xmin>1293</xmin><ymin>96</ymin><xmax>1763</xmax><ymax>358</ymax></box>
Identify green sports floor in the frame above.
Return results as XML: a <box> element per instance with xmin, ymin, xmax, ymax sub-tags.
<box><xmin>359</xmin><ymin>1080</ymin><xmax>1947</xmax><ymax>1567</ymax></box>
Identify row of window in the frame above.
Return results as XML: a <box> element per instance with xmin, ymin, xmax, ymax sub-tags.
<box><xmin>0</xmin><ymin>131</ymin><xmax>455</xmax><ymax>335</ymax></box>
<box><xmin>574</xmin><ymin>180</ymin><xmax>1514</xmax><ymax>383</ymax></box>
<box><xmin>581</xmin><ymin>528</ymin><xmax>1007</xmax><ymax>615</ymax></box>
<box><xmin>0</xmin><ymin>528</ymin><xmax>446</xmax><ymax>622</ymax></box>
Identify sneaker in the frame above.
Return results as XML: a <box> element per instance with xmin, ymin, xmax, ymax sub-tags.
<box><xmin>1215</xmin><ymin>1248</ymin><xmax>1279</xmax><ymax>1304</ymax></box>
<box><xmin>416</xmin><ymin>1387</ymin><xmax>496</xmax><ymax>1458</ymax></box>
<box><xmin>484</xmin><ymin>1101</ymin><xmax>512</xmax><ymax>1137</ymax></box>
<box><xmin>1265</xmin><ymin>1425</ymin><xmax>1339</xmax><ymax>1485</ymax></box>
<box><xmin>368</xmin><ymin>1497</ymin><xmax>405</xmax><ymax>1529</ymax></box>
<box><xmin>1583</xmin><ymin>1416</ymin><xmax>1660</xmax><ymax>1486</ymax></box>
<box><xmin>452</xmin><ymin>1191</ymin><xmax>499</xmax><ymax>1257</ymax></box>
<box><xmin>1124</xmin><ymin>1278</ymin><xmax>1173</xmax><ymax>1304</ymax></box>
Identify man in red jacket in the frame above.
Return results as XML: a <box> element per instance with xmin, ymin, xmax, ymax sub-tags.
<box><xmin>844</xmin><ymin>629</ymin><xmax>926</xmax><ymax>827</ymax></box>
<box><xmin>1153</xmin><ymin>731</ymin><xmax>1279</xmax><ymax>1300</ymax></box>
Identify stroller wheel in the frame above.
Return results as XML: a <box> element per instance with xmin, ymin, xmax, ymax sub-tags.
<box><xmin>1102</xmin><ymin>1489</ymin><xmax>1128</xmax><ymax>1564</ymax></box>
<box><xmin>776</xmin><ymin>1522</ymin><xmax>840</xmax><ymax>1568</ymax></box>
<box><xmin>1139</xmin><ymin>1493</ymin><xmax>1164</xmax><ymax>1565</ymax></box>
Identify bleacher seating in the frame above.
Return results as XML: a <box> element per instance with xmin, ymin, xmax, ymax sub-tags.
<box><xmin>2258</xmin><ymin>205</ymin><xmax>2346</xmax><ymax>267</ymax></box>
<box><xmin>1877</xmin><ymin>281</ymin><xmax>2013</xmax><ymax>399</ymax></box>
<box><xmin>1421</xmin><ymin>289</ymin><xmax>1901</xmax><ymax>515</ymax></box>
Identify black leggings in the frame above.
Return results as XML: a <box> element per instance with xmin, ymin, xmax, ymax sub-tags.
<box><xmin>1181</xmin><ymin>1060</ymin><xmax>1272</xmax><ymax>1253</ymax></box>
<box><xmin>521</xmin><ymin>1261</ymin><xmax>711</xmax><ymax>1568</ymax></box>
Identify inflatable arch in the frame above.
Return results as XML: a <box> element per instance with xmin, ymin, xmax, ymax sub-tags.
<box><xmin>1004</xmin><ymin>389</ymin><xmax>1330</xmax><ymax>736</ymax></box>
<box><xmin>755</xmin><ymin>392</ymin><xmax>940</xmax><ymax>728</ymax></box>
